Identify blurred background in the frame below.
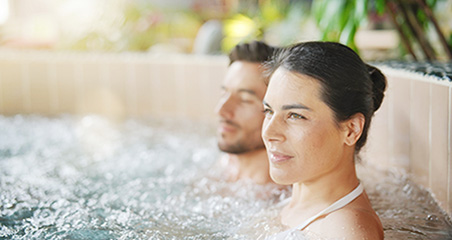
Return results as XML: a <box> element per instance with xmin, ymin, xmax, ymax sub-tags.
<box><xmin>0</xmin><ymin>0</ymin><xmax>451</xmax><ymax>61</ymax></box>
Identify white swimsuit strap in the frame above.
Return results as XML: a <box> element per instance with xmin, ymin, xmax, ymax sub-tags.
<box><xmin>295</xmin><ymin>182</ymin><xmax>364</xmax><ymax>230</ymax></box>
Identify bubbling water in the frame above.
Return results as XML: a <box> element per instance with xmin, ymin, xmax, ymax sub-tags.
<box><xmin>0</xmin><ymin>115</ymin><xmax>287</xmax><ymax>239</ymax></box>
<box><xmin>0</xmin><ymin>115</ymin><xmax>451</xmax><ymax>239</ymax></box>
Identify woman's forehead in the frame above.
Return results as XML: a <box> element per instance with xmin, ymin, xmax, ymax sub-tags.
<box><xmin>268</xmin><ymin>68</ymin><xmax>320</xmax><ymax>94</ymax></box>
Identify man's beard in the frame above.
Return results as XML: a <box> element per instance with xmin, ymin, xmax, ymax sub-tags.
<box><xmin>217</xmin><ymin>119</ymin><xmax>265</xmax><ymax>154</ymax></box>
<box><xmin>218</xmin><ymin>138</ymin><xmax>265</xmax><ymax>154</ymax></box>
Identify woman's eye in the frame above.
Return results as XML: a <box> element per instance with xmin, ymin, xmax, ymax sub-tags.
<box><xmin>263</xmin><ymin>108</ymin><xmax>273</xmax><ymax>117</ymax></box>
<box><xmin>289</xmin><ymin>113</ymin><xmax>306</xmax><ymax>120</ymax></box>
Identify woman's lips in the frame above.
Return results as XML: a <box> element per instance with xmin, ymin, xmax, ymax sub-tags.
<box><xmin>269</xmin><ymin>151</ymin><xmax>293</xmax><ymax>163</ymax></box>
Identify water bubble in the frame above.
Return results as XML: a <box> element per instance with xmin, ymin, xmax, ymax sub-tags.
<box><xmin>1</xmin><ymin>116</ymin><xmax>451</xmax><ymax>239</ymax></box>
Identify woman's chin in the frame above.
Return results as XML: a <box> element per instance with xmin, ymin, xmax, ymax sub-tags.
<box><xmin>270</xmin><ymin>171</ymin><xmax>294</xmax><ymax>186</ymax></box>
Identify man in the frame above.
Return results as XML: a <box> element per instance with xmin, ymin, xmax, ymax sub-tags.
<box><xmin>215</xmin><ymin>41</ymin><xmax>277</xmax><ymax>184</ymax></box>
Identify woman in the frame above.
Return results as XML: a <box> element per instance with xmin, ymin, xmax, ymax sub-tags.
<box><xmin>262</xmin><ymin>42</ymin><xmax>386</xmax><ymax>239</ymax></box>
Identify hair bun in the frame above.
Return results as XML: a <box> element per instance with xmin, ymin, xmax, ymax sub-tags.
<box><xmin>366</xmin><ymin>64</ymin><xmax>387</xmax><ymax>111</ymax></box>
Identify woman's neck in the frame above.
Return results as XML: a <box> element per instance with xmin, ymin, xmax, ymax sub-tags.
<box><xmin>291</xmin><ymin>160</ymin><xmax>359</xmax><ymax>206</ymax></box>
<box><xmin>280</xmin><ymin>157</ymin><xmax>360</xmax><ymax>229</ymax></box>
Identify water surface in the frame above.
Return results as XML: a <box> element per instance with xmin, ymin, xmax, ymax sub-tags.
<box><xmin>0</xmin><ymin>115</ymin><xmax>450</xmax><ymax>239</ymax></box>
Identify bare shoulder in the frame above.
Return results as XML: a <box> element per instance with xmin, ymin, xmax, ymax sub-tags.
<box><xmin>308</xmin><ymin>204</ymin><xmax>384</xmax><ymax>239</ymax></box>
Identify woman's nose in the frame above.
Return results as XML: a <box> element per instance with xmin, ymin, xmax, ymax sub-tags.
<box><xmin>262</xmin><ymin>116</ymin><xmax>285</xmax><ymax>143</ymax></box>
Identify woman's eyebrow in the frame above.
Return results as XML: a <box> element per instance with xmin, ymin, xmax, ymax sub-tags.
<box><xmin>263</xmin><ymin>101</ymin><xmax>311</xmax><ymax>111</ymax></box>
<box><xmin>262</xmin><ymin>100</ymin><xmax>311</xmax><ymax>111</ymax></box>
<box><xmin>282</xmin><ymin>103</ymin><xmax>311</xmax><ymax>111</ymax></box>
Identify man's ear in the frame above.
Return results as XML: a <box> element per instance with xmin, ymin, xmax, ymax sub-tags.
<box><xmin>343</xmin><ymin>113</ymin><xmax>365</xmax><ymax>146</ymax></box>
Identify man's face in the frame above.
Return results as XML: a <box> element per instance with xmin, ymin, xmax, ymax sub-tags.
<box><xmin>215</xmin><ymin>61</ymin><xmax>267</xmax><ymax>154</ymax></box>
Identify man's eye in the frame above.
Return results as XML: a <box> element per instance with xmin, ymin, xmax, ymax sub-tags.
<box><xmin>240</xmin><ymin>98</ymin><xmax>253</xmax><ymax>103</ymax></box>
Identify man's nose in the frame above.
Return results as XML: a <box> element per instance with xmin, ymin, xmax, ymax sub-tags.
<box><xmin>215</xmin><ymin>93</ymin><xmax>235</xmax><ymax>119</ymax></box>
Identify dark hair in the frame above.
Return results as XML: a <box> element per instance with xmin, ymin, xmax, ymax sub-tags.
<box><xmin>266</xmin><ymin>41</ymin><xmax>386</xmax><ymax>152</ymax></box>
<box><xmin>229</xmin><ymin>41</ymin><xmax>276</xmax><ymax>65</ymax></box>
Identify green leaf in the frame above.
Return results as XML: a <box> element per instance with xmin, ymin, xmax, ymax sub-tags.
<box><xmin>375</xmin><ymin>0</ymin><xmax>386</xmax><ymax>15</ymax></box>
<box><xmin>339</xmin><ymin>1</ymin><xmax>353</xmax><ymax>30</ymax></box>
<box><xmin>311</xmin><ymin>0</ymin><xmax>327</xmax><ymax>25</ymax></box>
<box><xmin>426</xmin><ymin>0</ymin><xmax>437</xmax><ymax>8</ymax></box>
<box><xmin>355</xmin><ymin>0</ymin><xmax>368</xmax><ymax>20</ymax></box>
<box><xmin>339</xmin><ymin>16</ymin><xmax>355</xmax><ymax>45</ymax></box>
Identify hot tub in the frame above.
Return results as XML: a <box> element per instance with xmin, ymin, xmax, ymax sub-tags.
<box><xmin>0</xmin><ymin>51</ymin><xmax>451</xmax><ymax>239</ymax></box>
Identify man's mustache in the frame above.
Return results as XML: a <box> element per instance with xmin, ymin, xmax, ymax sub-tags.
<box><xmin>219</xmin><ymin>119</ymin><xmax>241</xmax><ymax>129</ymax></box>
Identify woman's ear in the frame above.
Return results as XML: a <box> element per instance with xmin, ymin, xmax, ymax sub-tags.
<box><xmin>343</xmin><ymin>113</ymin><xmax>365</xmax><ymax>146</ymax></box>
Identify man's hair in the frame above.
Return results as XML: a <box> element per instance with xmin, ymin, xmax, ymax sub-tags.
<box><xmin>228</xmin><ymin>41</ymin><xmax>276</xmax><ymax>65</ymax></box>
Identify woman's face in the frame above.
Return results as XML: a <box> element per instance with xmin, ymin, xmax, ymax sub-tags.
<box><xmin>262</xmin><ymin>68</ymin><xmax>348</xmax><ymax>185</ymax></box>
